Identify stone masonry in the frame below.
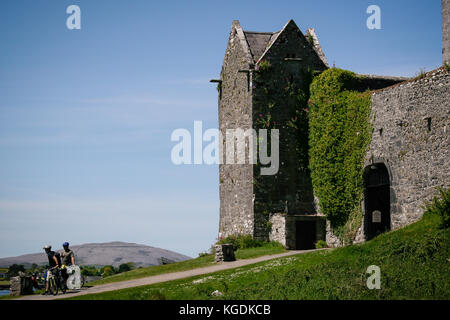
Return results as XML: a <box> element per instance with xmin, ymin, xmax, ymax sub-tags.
<box><xmin>214</xmin><ymin>244</ymin><xmax>236</xmax><ymax>262</ymax></box>
<box><xmin>218</xmin><ymin>20</ymin><xmax>255</xmax><ymax>238</ymax></box>
<box><xmin>443</xmin><ymin>0</ymin><xmax>450</xmax><ymax>64</ymax></box>
<box><xmin>364</xmin><ymin>67</ymin><xmax>449</xmax><ymax>235</ymax></box>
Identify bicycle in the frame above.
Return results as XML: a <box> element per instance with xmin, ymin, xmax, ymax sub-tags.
<box><xmin>46</xmin><ymin>266</ymin><xmax>67</xmax><ymax>296</ymax></box>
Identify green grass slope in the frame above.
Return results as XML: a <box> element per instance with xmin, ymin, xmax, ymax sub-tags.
<box><xmin>87</xmin><ymin>242</ymin><xmax>286</xmax><ymax>286</ymax></box>
<box><xmin>69</xmin><ymin>207</ymin><xmax>449</xmax><ymax>300</ymax></box>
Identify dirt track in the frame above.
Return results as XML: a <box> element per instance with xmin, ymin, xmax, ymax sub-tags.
<box><xmin>17</xmin><ymin>249</ymin><xmax>322</xmax><ymax>300</ymax></box>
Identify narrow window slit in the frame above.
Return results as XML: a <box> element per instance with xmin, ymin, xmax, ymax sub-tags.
<box><xmin>426</xmin><ymin>117</ymin><xmax>432</xmax><ymax>132</ymax></box>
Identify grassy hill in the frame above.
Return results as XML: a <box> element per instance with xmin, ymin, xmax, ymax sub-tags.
<box><xmin>68</xmin><ymin>198</ymin><xmax>449</xmax><ymax>300</ymax></box>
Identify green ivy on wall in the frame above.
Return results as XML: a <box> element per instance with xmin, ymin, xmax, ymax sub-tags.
<box><xmin>309</xmin><ymin>68</ymin><xmax>372</xmax><ymax>241</ymax></box>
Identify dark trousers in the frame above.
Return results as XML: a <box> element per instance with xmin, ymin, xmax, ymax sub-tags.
<box><xmin>60</xmin><ymin>269</ymin><xmax>68</xmax><ymax>287</ymax></box>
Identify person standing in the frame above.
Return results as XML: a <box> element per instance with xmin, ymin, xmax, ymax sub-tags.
<box><xmin>60</xmin><ymin>242</ymin><xmax>75</xmax><ymax>290</ymax></box>
<box><xmin>61</xmin><ymin>242</ymin><xmax>75</xmax><ymax>266</ymax></box>
<box><xmin>42</xmin><ymin>245</ymin><xmax>61</xmax><ymax>295</ymax></box>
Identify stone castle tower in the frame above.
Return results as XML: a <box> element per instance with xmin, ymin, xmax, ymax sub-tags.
<box><xmin>215</xmin><ymin>20</ymin><xmax>329</xmax><ymax>248</ymax></box>
<box><xmin>214</xmin><ymin>10</ymin><xmax>449</xmax><ymax>249</ymax></box>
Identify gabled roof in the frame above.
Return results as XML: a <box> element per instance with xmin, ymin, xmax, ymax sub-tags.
<box><xmin>243</xmin><ymin>31</ymin><xmax>280</xmax><ymax>63</ymax></box>
<box><xmin>240</xmin><ymin>20</ymin><xmax>328</xmax><ymax>66</ymax></box>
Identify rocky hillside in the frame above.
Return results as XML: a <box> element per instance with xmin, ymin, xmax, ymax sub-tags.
<box><xmin>0</xmin><ymin>242</ymin><xmax>191</xmax><ymax>268</ymax></box>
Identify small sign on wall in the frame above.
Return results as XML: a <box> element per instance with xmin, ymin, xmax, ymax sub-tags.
<box><xmin>372</xmin><ymin>210</ymin><xmax>382</xmax><ymax>223</ymax></box>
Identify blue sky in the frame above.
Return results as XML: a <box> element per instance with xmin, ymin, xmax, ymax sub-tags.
<box><xmin>0</xmin><ymin>0</ymin><xmax>443</xmax><ymax>258</ymax></box>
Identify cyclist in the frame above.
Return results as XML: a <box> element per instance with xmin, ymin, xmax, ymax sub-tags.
<box><xmin>42</xmin><ymin>245</ymin><xmax>62</xmax><ymax>295</ymax></box>
<box><xmin>61</xmin><ymin>242</ymin><xmax>75</xmax><ymax>266</ymax></box>
<box><xmin>60</xmin><ymin>242</ymin><xmax>75</xmax><ymax>289</ymax></box>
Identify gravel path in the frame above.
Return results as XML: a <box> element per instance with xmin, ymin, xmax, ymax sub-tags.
<box><xmin>17</xmin><ymin>249</ymin><xmax>322</xmax><ymax>300</ymax></box>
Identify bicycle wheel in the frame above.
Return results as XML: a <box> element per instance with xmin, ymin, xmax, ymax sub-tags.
<box><xmin>50</xmin><ymin>277</ymin><xmax>58</xmax><ymax>296</ymax></box>
<box><xmin>61</xmin><ymin>277</ymin><xmax>67</xmax><ymax>294</ymax></box>
<box><xmin>47</xmin><ymin>276</ymin><xmax>54</xmax><ymax>295</ymax></box>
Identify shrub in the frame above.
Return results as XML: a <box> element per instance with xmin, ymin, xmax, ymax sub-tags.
<box><xmin>7</xmin><ymin>264</ymin><xmax>25</xmax><ymax>278</ymax></box>
<box><xmin>423</xmin><ymin>188</ymin><xmax>449</xmax><ymax>229</ymax></box>
<box><xmin>81</xmin><ymin>265</ymin><xmax>103</xmax><ymax>276</ymax></box>
<box><xmin>101</xmin><ymin>265</ymin><xmax>116</xmax><ymax>278</ymax></box>
<box><xmin>198</xmin><ymin>251</ymin><xmax>210</xmax><ymax>258</ymax></box>
<box><xmin>258</xmin><ymin>59</ymin><xmax>271</xmax><ymax>71</ymax></box>
<box><xmin>217</xmin><ymin>234</ymin><xmax>264</xmax><ymax>251</ymax></box>
<box><xmin>315</xmin><ymin>240</ymin><xmax>328</xmax><ymax>249</ymax></box>
<box><xmin>239</xmin><ymin>235</ymin><xmax>264</xmax><ymax>249</ymax></box>
<box><xmin>118</xmin><ymin>263</ymin><xmax>131</xmax><ymax>273</ymax></box>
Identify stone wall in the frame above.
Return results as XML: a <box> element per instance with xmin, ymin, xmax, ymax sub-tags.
<box><xmin>218</xmin><ymin>21</ymin><xmax>254</xmax><ymax>239</ymax></box>
<box><xmin>10</xmin><ymin>275</ymin><xmax>33</xmax><ymax>296</ymax></box>
<box><xmin>324</xmin><ymin>68</ymin><xmax>449</xmax><ymax>247</ymax></box>
<box><xmin>214</xmin><ymin>244</ymin><xmax>236</xmax><ymax>262</ymax></box>
<box><xmin>443</xmin><ymin>0</ymin><xmax>450</xmax><ymax>64</ymax></box>
<box><xmin>325</xmin><ymin>221</ymin><xmax>342</xmax><ymax>247</ymax></box>
<box><xmin>269</xmin><ymin>213</ymin><xmax>287</xmax><ymax>246</ymax></box>
<box><xmin>365</xmin><ymin>67</ymin><xmax>449</xmax><ymax>233</ymax></box>
<box><xmin>251</xmin><ymin>20</ymin><xmax>327</xmax><ymax>240</ymax></box>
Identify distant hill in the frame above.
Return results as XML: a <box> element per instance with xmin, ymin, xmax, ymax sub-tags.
<box><xmin>0</xmin><ymin>242</ymin><xmax>191</xmax><ymax>268</ymax></box>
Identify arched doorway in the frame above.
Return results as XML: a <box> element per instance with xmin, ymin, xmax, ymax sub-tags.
<box><xmin>364</xmin><ymin>163</ymin><xmax>391</xmax><ymax>240</ymax></box>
